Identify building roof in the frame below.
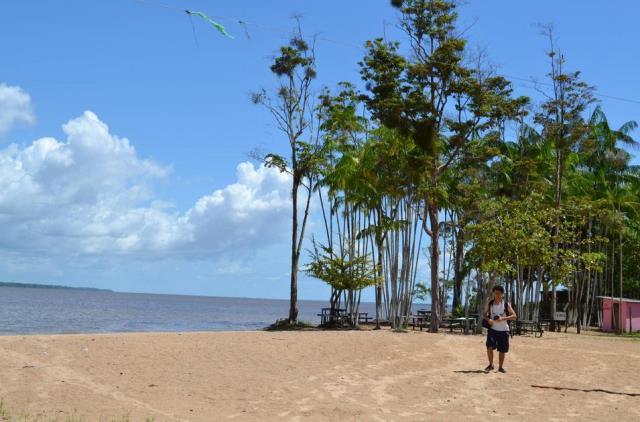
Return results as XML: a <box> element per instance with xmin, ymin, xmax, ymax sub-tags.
<box><xmin>596</xmin><ymin>296</ymin><xmax>640</xmax><ymax>303</ymax></box>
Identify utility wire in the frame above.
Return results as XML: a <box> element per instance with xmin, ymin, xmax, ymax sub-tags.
<box><xmin>133</xmin><ymin>0</ymin><xmax>640</xmax><ymax>105</ymax></box>
<box><xmin>135</xmin><ymin>0</ymin><xmax>182</xmax><ymax>11</ymax></box>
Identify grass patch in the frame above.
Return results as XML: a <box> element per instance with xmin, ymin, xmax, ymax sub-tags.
<box><xmin>622</xmin><ymin>332</ymin><xmax>640</xmax><ymax>340</ymax></box>
<box><xmin>0</xmin><ymin>400</ymin><xmax>10</xmax><ymax>421</ymax></box>
<box><xmin>581</xmin><ymin>329</ymin><xmax>640</xmax><ymax>341</ymax></box>
<box><xmin>0</xmin><ymin>401</ymin><xmax>154</xmax><ymax>422</ymax></box>
<box><xmin>264</xmin><ymin>318</ymin><xmax>317</xmax><ymax>331</ymax></box>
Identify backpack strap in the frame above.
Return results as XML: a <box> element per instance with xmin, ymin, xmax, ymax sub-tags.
<box><xmin>504</xmin><ymin>300</ymin><xmax>510</xmax><ymax>316</ymax></box>
<box><xmin>486</xmin><ymin>299</ymin><xmax>494</xmax><ymax>317</ymax></box>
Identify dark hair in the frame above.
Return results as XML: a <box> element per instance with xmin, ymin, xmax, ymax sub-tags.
<box><xmin>492</xmin><ymin>285</ymin><xmax>505</xmax><ymax>294</ymax></box>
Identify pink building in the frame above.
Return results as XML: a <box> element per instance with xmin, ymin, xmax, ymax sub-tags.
<box><xmin>599</xmin><ymin>296</ymin><xmax>640</xmax><ymax>333</ymax></box>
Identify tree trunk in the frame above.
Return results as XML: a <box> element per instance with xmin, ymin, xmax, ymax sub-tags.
<box><xmin>619</xmin><ymin>228</ymin><xmax>623</xmax><ymax>334</ymax></box>
<box><xmin>540</xmin><ymin>271</ymin><xmax>548</xmax><ymax>323</ymax></box>
<box><xmin>289</xmin><ymin>178</ymin><xmax>300</xmax><ymax>324</ymax></box>
<box><xmin>610</xmin><ymin>239</ymin><xmax>615</xmax><ymax>333</ymax></box>
<box><xmin>516</xmin><ymin>255</ymin><xmax>524</xmax><ymax>318</ymax></box>
<box><xmin>429</xmin><ymin>204</ymin><xmax>440</xmax><ymax>332</ymax></box>
<box><xmin>463</xmin><ymin>271</ymin><xmax>472</xmax><ymax>335</ymax></box>
<box><xmin>582</xmin><ymin>219</ymin><xmax>593</xmax><ymax>328</ymax></box>
<box><xmin>376</xmin><ymin>234</ymin><xmax>384</xmax><ymax>329</ymax></box>
<box><xmin>452</xmin><ymin>226</ymin><xmax>464</xmax><ymax>314</ymax></box>
<box><xmin>549</xmin><ymin>149</ymin><xmax>562</xmax><ymax>332</ymax></box>
<box><xmin>525</xmin><ymin>267</ymin><xmax>533</xmax><ymax>320</ymax></box>
<box><xmin>533</xmin><ymin>269</ymin><xmax>538</xmax><ymax>322</ymax></box>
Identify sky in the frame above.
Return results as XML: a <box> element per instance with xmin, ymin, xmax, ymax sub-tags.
<box><xmin>0</xmin><ymin>0</ymin><xmax>639</xmax><ymax>300</ymax></box>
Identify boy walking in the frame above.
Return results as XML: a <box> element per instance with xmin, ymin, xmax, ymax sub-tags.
<box><xmin>483</xmin><ymin>285</ymin><xmax>516</xmax><ymax>373</ymax></box>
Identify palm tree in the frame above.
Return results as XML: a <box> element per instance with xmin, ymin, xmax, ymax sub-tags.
<box><xmin>576</xmin><ymin>106</ymin><xmax>639</xmax><ymax>332</ymax></box>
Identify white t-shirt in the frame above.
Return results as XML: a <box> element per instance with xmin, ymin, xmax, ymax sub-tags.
<box><xmin>489</xmin><ymin>301</ymin><xmax>510</xmax><ymax>332</ymax></box>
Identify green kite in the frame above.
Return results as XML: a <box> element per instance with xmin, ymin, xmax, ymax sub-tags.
<box><xmin>185</xmin><ymin>10</ymin><xmax>234</xmax><ymax>39</ymax></box>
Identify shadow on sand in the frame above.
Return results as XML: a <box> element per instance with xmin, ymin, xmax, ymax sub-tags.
<box><xmin>453</xmin><ymin>369</ymin><xmax>489</xmax><ymax>374</ymax></box>
<box><xmin>532</xmin><ymin>385</ymin><xmax>640</xmax><ymax>397</ymax></box>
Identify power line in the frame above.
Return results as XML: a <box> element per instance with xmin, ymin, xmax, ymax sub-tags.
<box><xmin>132</xmin><ymin>0</ymin><xmax>640</xmax><ymax>106</ymax></box>
<box><xmin>135</xmin><ymin>0</ymin><xmax>182</xmax><ymax>11</ymax></box>
<box><xmin>504</xmin><ymin>75</ymin><xmax>640</xmax><ymax>105</ymax></box>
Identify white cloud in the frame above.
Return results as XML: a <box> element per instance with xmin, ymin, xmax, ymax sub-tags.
<box><xmin>0</xmin><ymin>110</ymin><xmax>292</xmax><ymax>259</ymax></box>
<box><xmin>0</xmin><ymin>83</ymin><xmax>35</xmax><ymax>136</ymax></box>
<box><xmin>184</xmin><ymin>162</ymin><xmax>291</xmax><ymax>254</ymax></box>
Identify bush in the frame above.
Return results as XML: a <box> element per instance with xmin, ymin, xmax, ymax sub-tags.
<box><xmin>264</xmin><ymin>318</ymin><xmax>316</xmax><ymax>331</ymax></box>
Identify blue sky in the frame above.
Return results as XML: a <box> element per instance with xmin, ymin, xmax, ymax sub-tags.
<box><xmin>0</xmin><ymin>0</ymin><xmax>638</xmax><ymax>300</ymax></box>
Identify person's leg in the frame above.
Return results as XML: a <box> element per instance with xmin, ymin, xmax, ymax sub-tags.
<box><xmin>485</xmin><ymin>330</ymin><xmax>496</xmax><ymax>371</ymax></box>
<box><xmin>498</xmin><ymin>331</ymin><xmax>509</xmax><ymax>372</ymax></box>
<box><xmin>485</xmin><ymin>348</ymin><xmax>494</xmax><ymax>371</ymax></box>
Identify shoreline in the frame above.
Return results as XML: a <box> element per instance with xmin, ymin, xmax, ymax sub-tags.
<box><xmin>0</xmin><ymin>322</ymin><xmax>633</xmax><ymax>337</ymax></box>
<box><xmin>0</xmin><ymin>325</ymin><xmax>635</xmax><ymax>340</ymax></box>
<box><xmin>0</xmin><ymin>329</ymin><xmax>638</xmax><ymax>421</ymax></box>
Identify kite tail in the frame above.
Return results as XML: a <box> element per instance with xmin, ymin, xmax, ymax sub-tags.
<box><xmin>186</xmin><ymin>10</ymin><xmax>234</xmax><ymax>39</ymax></box>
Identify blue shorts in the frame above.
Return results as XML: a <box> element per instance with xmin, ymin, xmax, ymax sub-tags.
<box><xmin>486</xmin><ymin>328</ymin><xmax>509</xmax><ymax>353</ymax></box>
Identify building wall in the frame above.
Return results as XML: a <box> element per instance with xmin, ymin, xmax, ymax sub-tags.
<box><xmin>623</xmin><ymin>302</ymin><xmax>640</xmax><ymax>333</ymax></box>
<box><xmin>602</xmin><ymin>299</ymin><xmax>613</xmax><ymax>331</ymax></box>
<box><xmin>601</xmin><ymin>298</ymin><xmax>640</xmax><ymax>332</ymax></box>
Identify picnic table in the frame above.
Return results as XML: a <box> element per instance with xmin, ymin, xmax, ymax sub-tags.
<box><xmin>516</xmin><ymin>320</ymin><xmax>544</xmax><ymax>337</ymax></box>
<box><xmin>317</xmin><ymin>308</ymin><xmax>346</xmax><ymax>325</ymax></box>
<box><xmin>409</xmin><ymin>314</ymin><xmax>429</xmax><ymax>331</ymax></box>
<box><xmin>441</xmin><ymin>317</ymin><xmax>477</xmax><ymax>333</ymax></box>
<box><xmin>539</xmin><ymin>318</ymin><xmax>565</xmax><ymax>332</ymax></box>
<box><xmin>317</xmin><ymin>308</ymin><xmax>371</xmax><ymax>326</ymax></box>
<box><xmin>351</xmin><ymin>312</ymin><xmax>373</xmax><ymax>324</ymax></box>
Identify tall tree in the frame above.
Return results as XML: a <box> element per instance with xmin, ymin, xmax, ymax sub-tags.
<box><xmin>252</xmin><ymin>32</ymin><xmax>320</xmax><ymax>324</ymax></box>
<box><xmin>534</xmin><ymin>26</ymin><xmax>595</xmax><ymax>330</ymax></box>
<box><xmin>363</xmin><ymin>0</ymin><xmax>526</xmax><ymax>331</ymax></box>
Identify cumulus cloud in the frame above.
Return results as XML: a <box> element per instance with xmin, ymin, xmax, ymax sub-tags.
<box><xmin>0</xmin><ymin>110</ymin><xmax>292</xmax><ymax>259</ymax></box>
<box><xmin>0</xmin><ymin>83</ymin><xmax>35</xmax><ymax>136</ymax></box>
<box><xmin>184</xmin><ymin>162</ymin><xmax>291</xmax><ymax>254</ymax></box>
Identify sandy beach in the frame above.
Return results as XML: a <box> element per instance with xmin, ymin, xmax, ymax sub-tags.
<box><xmin>0</xmin><ymin>329</ymin><xmax>638</xmax><ymax>421</ymax></box>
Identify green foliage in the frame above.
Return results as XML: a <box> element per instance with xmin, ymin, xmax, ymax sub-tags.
<box><xmin>453</xmin><ymin>304</ymin><xmax>465</xmax><ymax>318</ymax></box>
<box><xmin>265</xmin><ymin>319</ymin><xmax>316</xmax><ymax>331</ymax></box>
<box><xmin>270</xmin><ymin>37</ymin><xmax>314</xmax><ymax>78</ymax></box>
<box><xmin>622</xmin><ymin>224</ymin><xmax>640</xmax><ymax>299</ymax></box>
<box><xmin>468</xmin><ymin>195</ymin><xmax>556</xmax><ymax>276</ymax></box>
<box><xmin>414</xmin><ymin>282</ymin><xmax>430</xmax><ymax>302</ymax></box>
<box><xmin>357</xmin><ymin>0</ymin><xmax>531</xmax><ymax>327</ymax></box>
<box><xmin>305</xmin><ymin>241</ymin><xmax>376</xmax><ymax>292</ymax></box>
<box><xmin>263</xmin><ymin>153</ymin><xmax>289</xmax><ymax>173</ymax></box>
<box><xmin>254</xmin><ymin>0</ymin><xmax>640</xmax><ymax>328</ymax></box>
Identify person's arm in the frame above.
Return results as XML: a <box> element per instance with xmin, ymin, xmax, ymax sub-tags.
<box><xmin>501</xmin><ymin>303</ymin><xmax>517</xmax><ymax>321</ymax></box>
